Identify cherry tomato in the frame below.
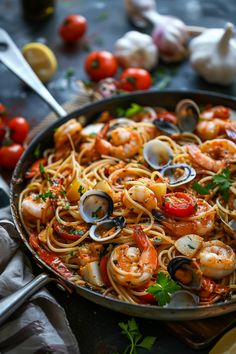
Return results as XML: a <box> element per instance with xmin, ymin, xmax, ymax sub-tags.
<box><xmin>84</xmin><ymin>51</ymin><xmax>118</xmax><ymax>81</ymax></box>
<box><xmin>53</xmin><ymin>220</ymin><xmax>85</xmax><ymax>242</ymax></box>
<box><xmin>25</xmin><ymin>158</ymin><xmax>47</xmax><ymax>179</ymax></box>
<box><xmin>0</xmin><ymin>144</ymin><xmax>24</xmax><ymax>169</ymax></box>
<box><xmin>8</xmin><ymin>117</ymin><xmax>29</xmax><ymax>144</ymax></box>
<box><xmin>162</xmin><ymin>192</ymin><xmax>197</xmax><ymax>218</ymax></box>
<box><xmin>119</xmin><ymin>68</ymin><xmax>152</xmax><ymax>92</ymax></box>
<box><xmin>59</xmin><ymin>14</ymin><xmax>87</xmax><ymax>42</ymax></box>
<box><xmin>0</xmin><ymin>103</ymin><xmax>6</xmax><ymax>116</ymax></box>
<box><xmin>137</xmin><ymin>281</ymin><xmax>156</xmax><ymax>304</ymax></box>
<box><xmin>100</xmin><ymin>255</ymin><xmax>111</xmax><ymax>287</ymax></box>
<box><xmin>0</xmin><ymin>119</ymin><xmax>6</xmax><ymax>142</ymax></box>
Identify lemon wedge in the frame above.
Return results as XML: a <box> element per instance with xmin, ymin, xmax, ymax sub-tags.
<box><xmin>209</xmin><ymin>327</ymin><xmax>236</xmax><ymax>354</ymax></box>
<box><xmin>22</xmin><ymin>42</ymin><xmax>57</xmax><ymax>82</ymax></box>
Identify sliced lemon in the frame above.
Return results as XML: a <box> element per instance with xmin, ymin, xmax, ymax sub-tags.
<box><xmin>22</xmin><ymin>42</ymin><xmax>57</xmax><ymax>82</ymax></box>
<box><xmin>209</xmin><ymin>327</ymin><xmax>236</xmax><ymax>354</ymax></box>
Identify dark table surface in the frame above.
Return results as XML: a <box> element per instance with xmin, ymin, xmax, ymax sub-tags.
<box><xmin>1</xmin><ymin>0</ymin><xmax>236</xmax><ymax>353</ymax></box>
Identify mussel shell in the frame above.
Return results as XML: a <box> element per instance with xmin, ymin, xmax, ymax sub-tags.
<box><xmin>175</xmin><ymin>99</ymin><xmax>200</xmax><ymax>133</ymax></box>
<box><xmin>160</xmin><ymin>163</ymin><xmax>196</xmax><ymax>186</ymax></box>
<box><xmin>153</xmin><ymin>119</ymin><xmax>180</xmax><ymax>135</ymax></box>
<box><xmin>167</xmin><ymin>256</ymin><xmax>202</xmax><ymax>290</ymax></box>
<box><xmin>89</xmin><ymin>216</ymin><xmax>126</xmax><ymax>242</ymax></box>
<box><xmin>143</xmin><ymin>139</ymin><xmax>173</xmax><ymax>170</ymax></box>
<box><xmin>79</xmin><ymin>190</ymin><xmax>113</xmax><ymax>223</ymax></box>
<box><xmin>165</xmin><ymin>290</ymin><xmax>199</xmax><ymax>308</ymax></box>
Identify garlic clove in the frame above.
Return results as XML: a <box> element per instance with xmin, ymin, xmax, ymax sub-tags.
<box><xmin>189</xmin><ymin>22</ymin><xmax>236</xmax><ymax>85</ymax></box>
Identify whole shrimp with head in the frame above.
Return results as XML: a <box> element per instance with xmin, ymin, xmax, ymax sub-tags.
<box><xmin>109</xmin><ymin>225</ymin><xmax>158</xmax><ymax>287</ymax></box>
<box><xmin>95</xmin><ymin>122</ymin><xmax>143</xmax><ymax>159</ymax></box>
<box><xmin>187</xmin><ymin>139</ymin><xmax>236</xmax><ymax>173</ymax></box>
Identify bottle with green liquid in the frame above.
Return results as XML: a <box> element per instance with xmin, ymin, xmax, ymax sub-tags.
<box><xmin>21</xmin><ymin>0</ymin><xmax>55</xmax><ymax>21</ymax></box>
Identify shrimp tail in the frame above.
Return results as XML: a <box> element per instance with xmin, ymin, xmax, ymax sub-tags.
<box><xmin>95</xmin><ymin>122</ymin><xmax>111</xmax><ymax>155</ymax></box>
<box><xmin>132</xmin><ymin>225</ymin><xmax>150</xmax><ymax>250</ymax></box>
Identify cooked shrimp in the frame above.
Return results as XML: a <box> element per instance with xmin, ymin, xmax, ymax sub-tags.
<box><xmin>76</xmin><ymin>242</ymin><xmax>103</xmax><ymax>266</ymax></box>
<box><xmin>198</xmin><ymin>240</ymin><xmax>236</xmax><ymax>279</ymax></box>
<box><xmin>22</xmin><ymin>194</ymin><xmax>54</xmax><ymax>224</ymax></box>
<box><xmin>95</xmin><ymin>123</ymin><xmax>142</xmax><ymax>159</ymax></box>
<box><xmin>123</xmin><ymin>185</ymin><xmax>157</xmax><ymax>213</ymax></box>
<box><xmin>54</xmin><ymin>119</ymin><xmax>82</xmax><ymax>149</ymax></box>
<box><xmin>187</xmin><ymin>139</ymin><xmax>236</xmax><ymax>172</ymax></box>
<box><xmin>109</xmin><ymin>225</ymin><xmax>158</xmax><ymax>287</ymax></box>
<box><xmin>161</xmin><ymin>199</ymin><xmax>215</xmax><ymax>237</ymax></box>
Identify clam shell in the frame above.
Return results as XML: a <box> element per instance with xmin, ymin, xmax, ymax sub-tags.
<box><xmin>176</xmin><ymin>99</ymin><xmax>200</xmax><ymax>132</ymax></box>
<box><xmin>89</xmin><ymin>216</ymin><xmax>125</xmax><ymax>242</ymax></box>
<box><xmin>143</xmin><ymin>139</ymin><xmax>173</xmax><ymax>170</ymax></box>
<box><xmin>165</xmin><ymin>290</ymin><xmax>199</xmax><ymax>308</ymax></box>
<box><xmin>79</xmin><ymin>190</ymin><xmax>113</xmax><ymax>223</ymax></box>
<box><xmin>153</xmin><ymin>119</ymin><xmax>180</xmax><ymax>135</ymax></box>
<box><xmin>160</xmin><ymin>163</ymin><xmax>196</xmax><ymax>186</ymax></box>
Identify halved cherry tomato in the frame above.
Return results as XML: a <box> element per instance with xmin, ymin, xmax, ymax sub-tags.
<box><xmin>8</xmin><ymin>116</ymin><xmax>29</xmax><ymax>143</ymax></box>
<box><xmin>0</xmin><ymin>144</ymin><xmax>24</xmax><ymax>169</ymax></box>
<box><xmin>84</xmin><ymin>51</ymin><xmax>118</xmax><ymax>81</ymax></box>
<box><xmin>0</xmin><ymin>119</ymin><xmax>6</xmax><ymax>143</ymax></box>
<box><xmin>100</xmin><ymin>255</ymin><xmax>111</xmax><ymax>287</ymax></box>
<box><xmin>136</xmin><ymin>280</ymin><xmax>156</xmax><ymax>304</ymax></box>
<box><xmin>25</xmin><ymin>158</ymin><xmax>47</xmax><ymax>179</ymax></box>
<box><xmin>157</xmin><ymin>111</ymin><xmax>177</xmax><ymax>125</ymax></box>
<box><xmin>162</xmin><ymin>192</ymin><xmax>197</xmax><ymax>218</ymax></box>
<box><xmin>119</xmin><ymin>68</ymin><xmax>152</xmax><ymax>92</ymax></box>
<box><xmin>59</xmin><ymin>14</ymin><xmax>87</xmax><ymax>42</ymax></box>
<box><xmin>53</xmin><ymin>220</ymin><xmax>85</xmax><ymax>241</ymax></box>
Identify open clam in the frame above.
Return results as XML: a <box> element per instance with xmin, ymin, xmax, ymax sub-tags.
<box><xmin>175</xmin><ymin>99</ymin><xmax>200</xmax><ymax>133</ymax></box>
<box><xmin>167</xmin><ymin>256</ymin><xmax>202</xmax><ymax>290</ymax></box>
<box><xmin>143</xmin><ymin>139</ymin><xmax>173</xmax><ymax>170</ymax></box>
<box><xmin>165</xmin><ymin>290</ymin><xmax>199</xmax><ymax>308</ymax></box>
<box><xmin>160</xmin><ymin>163</ymin><xmax>196</xmax><ymax>187</ymax></box>
<box><xmin>89</xmin><ymin>216</ymin><xmax>126</xmax><ymax>242</ymax></box>
<box><xmin>79</xmin><ymin>190</ymin><xmax>113</xmax><ymax>223</ymax></box>
<box><xmin>153</xmin><ymin>119</ymin><xmax>180</xmax><ymax>135</ymax></box>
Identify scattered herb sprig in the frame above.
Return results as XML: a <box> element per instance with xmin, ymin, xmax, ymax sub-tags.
<box><xmin>36</xmin><ymin>191</ymin><xmax>55</xmax><ymax>202</ymax></box>
<box><xmin>115</xmin><ymin>103</ymin><xmax>145</xmax><ymax>118</ymax></box>
<box><xmin>147</xmin><ymin>272</ymin><xmax>181</xmax><ymax>306</ymax></box>
<box><xmin>192</xmin><ymin>167</ymin><xmax>233</xmax><ymax>201</ymax></box>
<box><xmin>118</xmin><ymin>318</ymin><xmax>156</xmax><ymax>354</ymax></box>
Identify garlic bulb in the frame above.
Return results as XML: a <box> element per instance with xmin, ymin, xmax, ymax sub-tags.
<box><xmin>152</xmin><ymin>15</ymin><xmax>189</xmax><ymax>62</ymax></box>
<box><xmin>189</xmin><ymin>23</ymin><xmax>236</xmax><ymax>85</ymax></box>
<box><xmin>114</xmin><ymin>31</ymin><xmax>158</xmax><ymax>70</ymax></box>
<box><xmin>124</xmin><ymin>0</ymin><xmax>157</xmax><ymax>28</ymax></box>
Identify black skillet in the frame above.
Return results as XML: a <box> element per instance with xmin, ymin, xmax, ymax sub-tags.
<box><xmin>1</xmin><ymin>28</ymin><xmax>236</xmax><ymax>324</ymax></box>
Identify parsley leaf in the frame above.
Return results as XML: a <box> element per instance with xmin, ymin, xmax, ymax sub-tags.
<box><xmin>92</xmin><ymin>206</ymin><xmax>102</xmax><ymax>218</ymax></box>
<box><xmin>78</xmin><ymin>185</ymin><xmax>85</xmax><ymax>196</ymax></box>
<box><xmin>147</xmin><ymin>272</ymin><xmax>181</xmax><ymax>306</ymax></box>
<box><xmin>192</xmin><ymin>168</ymin><xmax>233</xmax><ymax>201</ymax></box>
<box><xmin>118</xmin><ymin>318</ymin><xmax>156</xmax><ymax>354</ymax></box>
<box><xmin>38</xmin><ymin>191</ymin><xmax>55</xmax><ymax>202</ymax></box>
<box><xmin>39</xmin><ymin>162</ymin><xmax>45</xmax><ymax>174</ymax></box>
<box><xmin>125</xmin><ymin>103</ymin><xmax>145</xmax><ymax>118</ymax></box>
<box><xmin>34</xmin><ymin>144</ymin><xmax>41</xmax><ymax>158</ymax></box>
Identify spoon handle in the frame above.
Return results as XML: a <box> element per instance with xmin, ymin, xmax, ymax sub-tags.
<box><xmin>0</xmin><ymin>28</ymin><xmax>66</xmax><ymax>118</ymax></box>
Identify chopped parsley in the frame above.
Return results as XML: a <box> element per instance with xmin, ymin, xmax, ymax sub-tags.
<box><xmin>71</xmin><ymin>229</ymin><xmax>84</xmax><ymax>236</ymax></box>
<box><xmin>34</xmin><ymin>144</ymin><xmax>41</xmax><ymax>158</ymax></box>
<box><xmin>78</xmin><ymin>185</ymin><xmax>85</xmax><ymax>196</ymax></box>
<box><xmin>118</xmin><ymin>318</ymin><xmax>156</xmax><ymax>354</ymax></box>
<box><xmin>39</xmin><ymin>162</ymin><xmax>45</xmax><ymax>174</ymax></box>
<box><xmin>147</xmin><ymin>272</ymin><xmax>181</xmax><ymax>306</ymax></box>
<box><xmin>37</xmin><ymin>191</ymin><xmax>55</xmax><ymax>202</ymax></box>
<box><xmin>92</xmin><ymin>206</ymin><xmax>102</xmax><ymax>218</ymax></box>
<box><xmin>115</xmin><ymin>103</ymin><xmax>145</xmax><ymax>118</ymax></box>
<box><xmin>192</xmin><ymin>167</ymin><xmax>233</xmax><ymax>201</ymax></box>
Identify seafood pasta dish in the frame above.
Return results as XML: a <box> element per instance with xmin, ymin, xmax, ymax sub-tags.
<box><xmin>19</xmin><ymin>99</ymin><xmax>236</xmax><ymax>308</ymax></box>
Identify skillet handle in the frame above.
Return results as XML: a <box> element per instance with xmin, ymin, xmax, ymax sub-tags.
<box><xmin>0</xmin><ymin>273</ymin><xmax>50</xmax><ymax>326</ymax></box>
<box><xmin>0</xmin><ymin>28</ymin><xmax>66</xmax><ymax>118</ymax></box>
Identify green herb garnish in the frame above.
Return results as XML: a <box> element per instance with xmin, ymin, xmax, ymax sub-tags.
<box><xmin>92</xmin><ymin>206</ymin><xmax>102</xmax><ymax>218</ymax></box>
<box><xmin>147</xmin><ymin>272</ymin><xmax>181</xmax><ymax>306</ymax></box>
<box><xmin>118</xmin><ymin>318</ymin><xmax>156</xmax><ymax>354</ymax></box>
<box><xmin>34</xmin><ymin>144</ymin><xmax>41</xmax><ymax>158</ymax></box>
<box><xmin>125</xmin><ymin>103</ymin><xmax>145</xmax><ymax>118</ymax></box>
<box><xmin>71</xmin><ymin>229</ymin><xmax>84</xmax><ymax>236</ymax></box>
<box><xmin>38</xmin><ymin>191</ymin><xmax>55</xmax><ymax>202</ymax></box>
<box><xmin>78</xmin><ymin>185</ymin><xmax>85</xmax><ymax>196</ymax></box>
<box><xmin>39</xmin><ymin>162</ymin><xmax>45</xmax><ymax>174</ymax></box>
<box><xmin>192</xmin><ymin>168</ymin><xmax>233</xmax><ymax>201</ymax></box>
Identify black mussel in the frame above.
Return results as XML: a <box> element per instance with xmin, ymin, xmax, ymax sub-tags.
<box><xmin>167</xmin><ymin>256</ymin><xmax>202</xmax><ymax>290</ymax></box>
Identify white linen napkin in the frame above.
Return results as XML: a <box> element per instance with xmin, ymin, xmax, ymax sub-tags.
<box><xmin>0</xmin><ymin>176</ymin><xmax>80</xmax><ymax>354</ymax></box>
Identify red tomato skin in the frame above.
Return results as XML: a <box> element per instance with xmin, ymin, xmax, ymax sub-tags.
<box><xmin>0</xmin><ymin>119</ymin><xmax>6</xmax><ymax>142</ymax></box>
<box><xmin>8</xmin><ymin>117</ymin><xmax>29</xmax><ymax>144</ymax></box>
<box><xmin>119</xmin><ymin>68</ymin><xmax>152</xmax><ymax>92</ymax></box>
<box><xmin>100</xmin><ymin>255</ymin><xmax>111</xmax><ymax>287</ymax></box>
<box><xmin>139</xmin><ymin>292</ymin><xmax>156</xmax><ymax>304</ymax></box>
<box><xmin>25</xmin><ymin>158</ymin><xmax>47</xmax><ymax>179</ymax></box>
<box><xmin>0</xmin><ymin>144</ymin><xmax>24</xmax><ymax>169</ymax></box>
<box><xmin>59</xmin><ymin>14</ymin><xmax>87</xmax><ymax>42</ymax></box>
<box><xmin>162</xmin><ymin>192</ymin><xmax>196</xmax><ymax>218</ymax></box>
<box><xmin>84</xmin><ymin>51</ymin><xmax>118</xmax><ymax>81</ymax></box>
<box><xmin>0</xmin><ymin>103</ymin><xmax>6</xmax><ymax>116</ymax></box>
<box><xmin>157</xmin><ymin>111</ymin><xmax>177</xmax><ymax>125</ymax></box>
